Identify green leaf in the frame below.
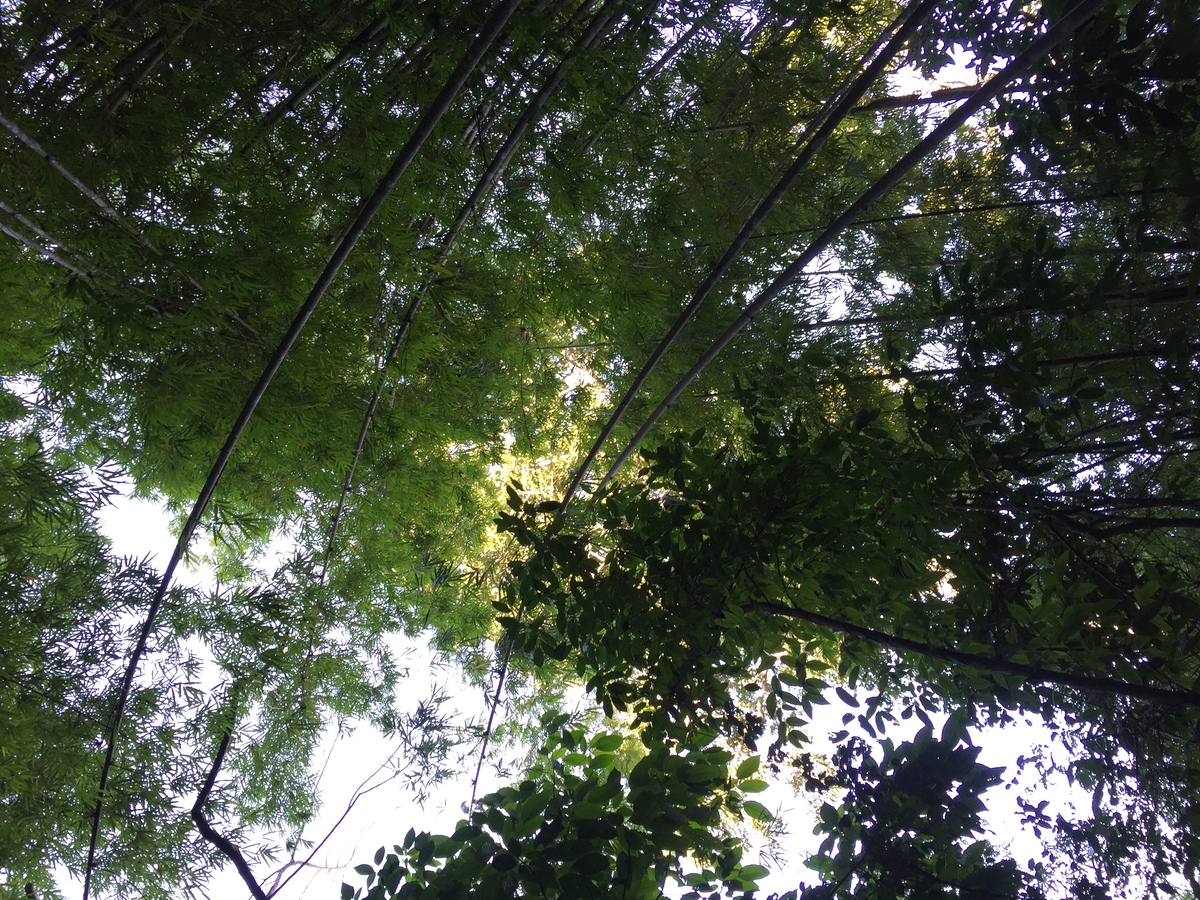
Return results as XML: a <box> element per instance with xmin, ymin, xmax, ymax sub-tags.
<box><xmin>592</xmin><ymin>733</ymin><xmax>623</xmax><ymax>753</ymax></box>
<box><xmin>736</xmin><ymin>757</ymin><xmax>760</xmax><ymax>779</ymax></box>
<box><xmin>835</xmin><ymin>686</ymin><xmax>859</xmax><ymax>707</ymax></box>
<box><xmin>743</xmin><ymin>800</ymin><xmax>774</xmax><ymax>822</ymax></box>
<box><xmin>738</xmin><ymin>864</ymin><xmax>770</xmax><ymax>881</ymax></box>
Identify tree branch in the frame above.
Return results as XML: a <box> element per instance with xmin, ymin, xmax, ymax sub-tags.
<box><xmin>101</xmin><ymin>1</ymin><xmax>218</xmax><ymax>116</ymax></box>
<box><xmin>0</xmin><ymin>199</ymin><xmax>107</xmax><ymax>277</ymax></box>
<box><xmin>752</xmin><ymin>598</ymin><xmax>1200</xmax><ymax>708</ymax></box>
<box><xmin>191</xmin><ymin>730</ymin><xmax>268</xmax><ymax>900</ymax></box>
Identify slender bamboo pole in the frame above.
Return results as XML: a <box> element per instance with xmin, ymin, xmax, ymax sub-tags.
<box><xmin>80</xmin><ymin>4</ymin><xmax>523</xmax><ymax>896</ymax></box>
<box><xmin>594</xmin><ymin>0</ymin><xmax>1110</xmax><ymax>494</ymax></box>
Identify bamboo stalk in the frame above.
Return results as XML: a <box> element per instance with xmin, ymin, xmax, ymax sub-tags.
<box><xmin>564</xmin><ymin>0</ymin><xmax>942</xmax><ymax>507</ymax></box>
<box><xmin>81</xmin><ymin>4</ymin><xmax>524</xmax><ymax>897</ymax></box>
<box><xmin>593</xmin><ymin>0</ymin><xmax>1113</xmax><ymax>495</ymax></box>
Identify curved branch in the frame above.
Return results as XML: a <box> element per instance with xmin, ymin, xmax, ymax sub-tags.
<box><xmin>191</xmin><ymin>730</ymin><xmax>268</xmax><ymax>900</ymax></box>
<box><xmin>268</xmin><ymin>743</ymin><xmax>407</xmax><ymax>897</ymax></box>
<box><xmin>470</xmin><ymin>601</ymin><xmax>525</xmax><ymax>809</ymax></box>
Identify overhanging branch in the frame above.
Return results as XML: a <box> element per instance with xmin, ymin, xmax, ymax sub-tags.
<box><xmin>752</xmin><ymin>599</ymin><xmax>1200</xmax><ymax>708</ymax></box>
<box><xmin>192</xmin><ymin>730</ymin><xmax>268</xmax><ymax>900</ymax></box>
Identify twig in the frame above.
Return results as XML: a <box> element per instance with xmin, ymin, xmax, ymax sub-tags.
<box><xmin>470</xmin><ymin>600</ymin><xmax>524</xmax><ymax>808</ymax></box>
<box><xmin>269</xmin><ymin>746</ymin><xmax>408</xmax><ymax>897</ymax></box>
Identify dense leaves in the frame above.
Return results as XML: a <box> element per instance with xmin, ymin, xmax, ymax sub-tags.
<box><xmin>346</xmin><ymin>723</ymin><xmax>763</xmax><ymax>900</ymax></box>
<box><xmin>1</xmin><ymin>0</ymin><xmax>1198</xmax><ymax>896</ymax></box>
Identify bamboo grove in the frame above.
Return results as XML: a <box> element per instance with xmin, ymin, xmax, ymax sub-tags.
<box><xmin>0</xmin><ymin>0</ymin><xmax>1198</xmax><ymax>897</ymax></box>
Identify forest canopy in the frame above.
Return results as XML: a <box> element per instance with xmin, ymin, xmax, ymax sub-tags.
<box><xmin>1</xmin><ymin>0</ymin><xmax>1198</xmax><ymax>897</ymax></box>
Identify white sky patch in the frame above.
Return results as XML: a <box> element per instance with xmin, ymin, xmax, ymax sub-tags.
<box><xmin>558</xmin><ymin>345</ymin><xmax>599</xmax><ymax>397</ymax></box>
<box><xmin>889</xmin><ymin>45</ymin><xmax>984</xmax><ymax>97</ymax></box>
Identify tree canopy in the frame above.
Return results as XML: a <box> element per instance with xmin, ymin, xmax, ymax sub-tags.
<box><xmin>1</xmin><ymin>0</ymin><xmax>1198</xmax><ymax>897</ymax></box>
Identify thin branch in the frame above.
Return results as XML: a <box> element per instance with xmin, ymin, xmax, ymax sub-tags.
<box><xmin>710</xmin><ymin>84</ymin><xmax>1001</xmax><ymax>134</ymax></box>
<box><xmin>321</xmin><ymin>0</ymin><xmax>629</xmax><ymax>808</ymax></box>
<box><xmin>749</xmin><ymin>186</ymin><xmax>1173</xmax><ymax>245</ymax></box>
<box><xmin>0</xmin><ymin>199</ymin><xmax>234</xmax><ymax>315</ymax></box>
<box><xmin>269</xmin><ymin>746</ymin><xmax>407</xmax><ymax>898</ymax></box>
<box><xmin>562</xmin><ymin>0</ymin><xmax>942</xmax><ymax>509</ymax></box>
<box><xmin>753</xmin><ymin>597</ymin><xmax>1200</xmax><ymax>708</ymax></box>
<box><xmin>0</xmin><ymin>218</ymin><xmax>98</xmax><ymax>280</ymax></box>
<box><xmin>167</xmin><ymin>16</ymin><xmax>357</xmax><ymax>170</ymax></box>
<box><xmin>192</xmin><ymin>730</ymin><xmax>268</xmax><ymax>900</ymax></box>
<box><xmin>854</xmin><ymin>83</ymin><xmax>982</xmax><ymax>114</ymax></box>
<box><xmin>895</xmin><ymin>343</ymin><xmax>1199</xmax><ymax>379</ymax></box>
<box><xmin>101</xmin><ymin>40</ymin><xmax>166</xmax><ymax>116</ymax></box>
<box><xmin>470</xmin><ymin>602</ymin><xmax>524</xmax><ymax>809</ymax></box>
<box><xmin>80</xmin><ymin>3</ymin><xmax>522</xmax><ymax>896</ymax></box>
<box><xmin>78</xmin><ymin>24</ymin><xmax>167</xmax><ymax>101</ymax></box>
<box><xmin>0</xmin><ymin>109</ymin><xmax>206</xmax><ymax>293</ymax></box>
<box><xmin>594</xmin><ymin>0</ymin><xmax>1110</xmax><ymax>493</ymax></box>
<box><xmin>536</xmin><ymin>268</ymin><xmax>1198</xmax><ymax>351</ymax></box>
<box><xmin>452</xmin><ymin>0</ymin><xmax>639</xmax><ymax>803</ymax></box>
